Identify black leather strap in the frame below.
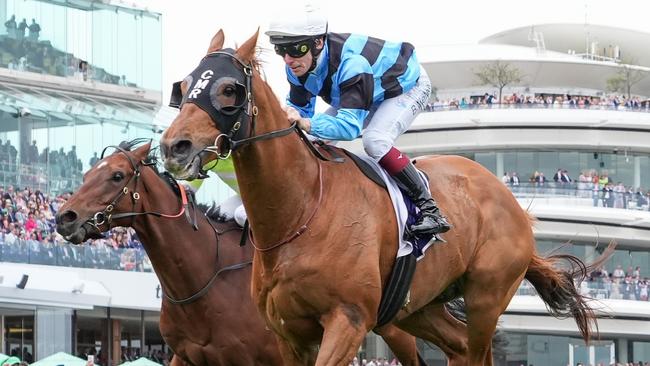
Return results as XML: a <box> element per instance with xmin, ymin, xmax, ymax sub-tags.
<box><xmin>375</xmin><ymin>252</ymin><xmax>417</xmax><ymax>327</ymax></box>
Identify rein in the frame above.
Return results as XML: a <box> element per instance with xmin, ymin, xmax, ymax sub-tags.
<box><xmin>249</xmin><ymin>159</ymin><xmax>324</xmax><ymax>252</ymax></box>
<box><xmin>163</xmin><ymin>218</ymin><xmax>252</xmax><ymax>305</ymax></box>
<box><xmin>85</xmin><ymin>146</ymin><xmax>252</xmax><ymax>305</ymax></box>
<box><xmin>170</xmin><ymin>51</ymin><xmax>339</xmax><ymax>254</ymax></box>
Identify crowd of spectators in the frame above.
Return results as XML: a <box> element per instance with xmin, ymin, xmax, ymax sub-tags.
<box><xmin>0</xmin><ymin>184</ymin><xmax>149</xmax><ymax>272</ymax></box>
<box><xmin>77</xmin><ymin>346</ymin><xmax>172</xmax><ymax>366</ymax></box>
<box><xmin>2</xmin><ymin>14</ymin><xmax>132</xmax><ymax>86</ymax></box>
<box><xmin>426</xmin><ymin>92</ymin><xmax>650</xmax><ymax>112</ymax></box>
<box><xmin>583</xmin><ymin>265</ymin><xmax>650</xmax><ymax>301</ymax></box>
<box><xmin>518</xmin><ymin>263</ymin><xmax>650</xmax><ymax>302</ymax></box>
<box><xmin>349</xmin><ymin>357</ymin><xmax>402</xmax><ymax>366</ymax></box>
<box><xmin>502</xmin><ymin>168</ymin><xmax>650</xmax><ymax>211</ymax></box>
<box><xmin>0</xmin><ymin>139</ymin><xmax>85</xmax><ymax>194</ymax></box>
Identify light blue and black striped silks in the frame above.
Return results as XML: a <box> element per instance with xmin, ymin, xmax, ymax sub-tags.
<box><xmin>286</xmin><ymin>32</ymin><xmax>421</xmax><ymax>141</ymax></box>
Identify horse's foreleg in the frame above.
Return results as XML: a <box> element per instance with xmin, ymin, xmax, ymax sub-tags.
<box><xmin>274</xmin><ymin>334</ymin><xmax>314</xmax><ymax>366</ymax></box>
<box><xmin>169</xmin><ymin>355</ymin><xmax>187</xmax><ymax>366</ymax></box>
<box><xmin>315</xmin><ymin>306</ymin><xmax>368</xmax><ymax>366</ymax></box>
<box><xmin>396</xmin><ymin>303</ymin><xmax>468</xmax><ymax>366</ymax></box>
<box><xmin>374</xmin><ymin>324</ymin><xmax>420</xmax><ymax>366</ymax></box>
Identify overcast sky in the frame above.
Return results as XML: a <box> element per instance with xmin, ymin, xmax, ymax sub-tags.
<box><xmin>138</xmin><ymin>0</ymin><xmax>650</xmax><ymax>111</ymax></box>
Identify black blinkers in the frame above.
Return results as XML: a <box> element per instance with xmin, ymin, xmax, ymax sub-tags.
<box><xmin>167</xmin><ymin>49</ymin><xmax>253</xmax><ymax>142</ymax></box>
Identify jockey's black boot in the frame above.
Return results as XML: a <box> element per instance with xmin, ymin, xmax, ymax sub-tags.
<box><xmin>392</xmin><ymin>162</ymin><xmax>451</xmax><ymax>235</ymax></box>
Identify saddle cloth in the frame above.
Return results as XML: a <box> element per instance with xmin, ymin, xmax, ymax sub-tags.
<box><xmin>356</xmin><ymin>153</ymin><xmax>436</xmax><ymax>260</ymax></box>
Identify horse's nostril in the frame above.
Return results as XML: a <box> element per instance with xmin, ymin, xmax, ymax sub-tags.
<box><xmin>57</xmin><ymin>210</ymin><xmax>78</xmax><ymax>225</ymax></box>
<box><xmin>171</xmin><ymin>140</ymin><xmax>193</xmax><ymax>157</ymax></box>
<box><xmin>160</xmin><ymin>143</ymin><xmax>170</xmax><ymax>159</ymax></box>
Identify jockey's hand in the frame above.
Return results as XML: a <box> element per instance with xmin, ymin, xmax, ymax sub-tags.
<box><xmin>285</xmin><ymin>106</ymin><xmax>311</xmax><ymax>132</ymax></box>
<box><xmin>284</xmin><ymin>105</ymin><xmax>301</xmax><ymax>121</ymax></box>
<box><xmin>296</xmin><ymin>117</ymin><xmax>311</xmax><ymax>132</ymax></box>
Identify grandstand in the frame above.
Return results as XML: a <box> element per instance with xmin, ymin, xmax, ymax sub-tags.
<box><xmin>340</xmin><ymin>23</ymin><xmax>650</xmax><ymax>365</ymax></box>
<box><xmin>1</xmin><ymin>1</ymin><xmax>649</xmax><ymax>365</ymax></box>
<box><xmin>0</xmin><ymin>0</ymin><xmax>166</xmax><ymax>365</ymax></box>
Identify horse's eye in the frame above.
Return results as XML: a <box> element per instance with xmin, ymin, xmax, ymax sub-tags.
<box><xmin>223</xmin><ymin>86</ymin><xmax>236</xmax><ymax>97</ymax></box>
<box><xmin>112</xmin><ymin>172</ymin><xmax>124</xmax><ymax>182</ymax></box>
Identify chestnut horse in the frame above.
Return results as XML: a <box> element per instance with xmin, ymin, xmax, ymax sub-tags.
<box><xmin>161</xmin><ymin>30</ymin><xmax>609</xmax><ymax>365</ymax></box>
<box><xmin>54</xmin><ymin>141</ymin><xmax>427</xmax><ymax>366</ymax></box>
<box><xmin>54</xmin><ymin>142</ymin><xmax>283</xmax><ymax>366</ymax></box>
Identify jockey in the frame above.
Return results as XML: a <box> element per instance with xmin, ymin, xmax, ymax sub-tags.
<box><xmin>185</xmin><ymin>157</ymin><xmax>247</xmax><ymax>227</ymax></box>
<box><xmin>265</xmin><ymin>6</ymin><xmax>450</xmax><ymax>235</ymax></box>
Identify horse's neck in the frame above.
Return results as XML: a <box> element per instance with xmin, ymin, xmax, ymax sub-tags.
<box><xmin>234</xmin><ymin>79</ymin><xmax>320</xmax><ymax>252</ymax></box>
<box><xmin>131</xmin><ymin>170</ymin><xmax>216</xmax><ymax>298</ymax></box>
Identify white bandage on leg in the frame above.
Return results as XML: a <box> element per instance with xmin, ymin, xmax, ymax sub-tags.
<box><xmin>234</xmin><ymin>204</ymin><xmax>248</xmax><ymax>227</ymax></box>
<box><xmin>217</xmin><ymin>195</ymin><xmax>243</xmax><ymax>222</ymax></box>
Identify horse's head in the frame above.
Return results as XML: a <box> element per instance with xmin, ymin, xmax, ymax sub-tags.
<box><xmin>161</xmin><ymin>29</ymin><xmax>260</xmax><ymax>180</ymax></box>
<box><xmin>55</xmin><ymin>141</ymin><xmax>153</xmax><ymax>244</ymax></box>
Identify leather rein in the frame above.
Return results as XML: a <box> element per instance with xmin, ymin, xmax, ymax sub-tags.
<box><xmin>84</xmin><ymin>146</ymin><xmax>252</xmax><ymax>305</ymax></box>
<box><xmin>175</xmin><ymin>52</ymin><xmax>347</xmax><ymax>254</ymax></box>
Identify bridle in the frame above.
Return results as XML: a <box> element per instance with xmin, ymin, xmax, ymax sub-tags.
<box><xmin>169</xmin><ymin>50</ymin><xmax>297</xmax><ymax>178</ymax></box>
<box><xmin>168</xmin><ymin>50</ymin><xmax>343</xmax><ymax>254</ymax></box>
<box><xmin>85</xmin><ymin>145</ymin><xmax>252</xmax><ymax>305</ymax></box>
<box><xmin>86</xmin><ymin>145</ymin><xmax>192</xmax><ymax>231</ymax></box>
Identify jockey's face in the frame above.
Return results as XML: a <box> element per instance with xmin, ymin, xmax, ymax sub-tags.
<box><xmin>278</xmin><ymin>38</ymin><xmax>324</xmax><ymax>77</ymax></box>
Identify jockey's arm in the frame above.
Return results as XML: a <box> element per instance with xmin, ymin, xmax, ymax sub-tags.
<box><xmin>288</xmin><ymin>55</ymin><xmax>373</xmax><ymax>141</ymax></box>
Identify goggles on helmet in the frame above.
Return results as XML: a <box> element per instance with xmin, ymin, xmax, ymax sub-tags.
<box><xmin>274</xmin><ymin>40</ymin><xmax>313</xmax><ymax>58</ymax></box>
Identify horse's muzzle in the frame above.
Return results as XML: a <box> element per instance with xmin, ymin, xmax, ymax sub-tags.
<box><xmin>56</xmin><ymin>210</ymin><xmax>103</xmax><ymax>244</ymax></box>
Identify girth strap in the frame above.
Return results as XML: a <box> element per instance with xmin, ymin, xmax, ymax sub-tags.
<box><xmin>375</xmin><ymin>252</ymin><xmax>417</xmax><ymax>328</ymax></box>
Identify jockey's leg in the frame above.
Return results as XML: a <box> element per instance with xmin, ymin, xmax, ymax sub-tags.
<box><xmin>234</xmin><ymin>203</ymin><xmax>247</xmax><ymax>227</ymax></box>
<box><xmin>212</xmin><ymin>194</ymin><xmax>245</xmax><ymax>224</ymax></box>
<box><xmin>362</xmin><ymin>66</ymin><xmax>450</xmax><ymax>235</ymax></box>
<box><xmin>380</xmin><ymin>149</ymin><xmax>450</xmax><ymax>235</ymax></box>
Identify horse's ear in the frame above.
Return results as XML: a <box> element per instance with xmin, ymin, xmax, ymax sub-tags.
<box><xmin>133</xmin><ymin>141</ymin><xmax>152</xmax><ymax>162</ymax></box>
<box><xmin>207</xmin><ymin>29</ymin><xmax>225</xmax><ymax>54</ymax></box>
<box><xmin>236</xmin><ymin>28</ymin><xmax>259</xmax><ymax>63</ymax></box>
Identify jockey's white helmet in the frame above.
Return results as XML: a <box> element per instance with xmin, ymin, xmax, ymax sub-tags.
<box><xmin>265</xmin><ymin>4</ymin><xmax>327</xmax><ymax>45</ymax></box>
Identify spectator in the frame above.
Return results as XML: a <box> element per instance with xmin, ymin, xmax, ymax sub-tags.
<box><xmin>89</xmin><ymin>152</ymin><xmax>99</xmax><ymax>167</ymax></box>
<box><xmin>510</xmin><ymin>172</ymin><xmax>520</xmax><ymax>187</ymax></box>
<box><xmin>16</xmin><ymin>18</ymin><xmax>27</xmax><ymax>41</ymax></box>
<box><xmin>28</xmin><ymin>18</ymin><xmax>40</xmax><ymax>42</ymax></box>
<box><xmin>502</xmin><ymin>172</ymin><xmax>510</xmax><ymax>185</ymax></box>
<box><xmin>4</xmin><ymin>15</ymin><xmax>16</xmax><ymax>39</ymax></box>
<box><xmin>613</xmin><ymin>265</ymin><xmax>625</xmax><ymax>282</ymax></box>
<box><xmin>603</xmin><ymin>183</ymin><xmax>615</xmax><ymax>207</ymax></box>
<box><xmin>26</xmin><ymin>140</ymin><xmax>38</xmax><ymax>165</ymax></box>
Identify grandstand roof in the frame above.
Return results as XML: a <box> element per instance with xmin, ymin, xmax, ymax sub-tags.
<box><xmin>417</xmin><ymin>44</ymin><xmax>650</xmax><ymax>97</ymax></box>
<box><xmin>37</xmin><ymin>0</ymin><xmax>160</xmax><ymax>18</ymax></box>
<box><xmin>479</xmin><ymin>23</ymin><xmax>650</xmax><ymax>68</ymax></box>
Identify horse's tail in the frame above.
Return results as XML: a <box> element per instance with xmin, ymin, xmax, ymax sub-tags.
<box><xmin>524</xmin><ymin>241</ymin><xmax>615</xmax><ymax>343</ymax></box>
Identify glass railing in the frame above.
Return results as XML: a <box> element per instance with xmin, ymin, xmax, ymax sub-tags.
<box><xmin>506</xmin><ymin>182</ymin><xmax>649</xmax><ymax>211</ymax></box>
<box><xmin>0</xmin><ymin>161</ymin><xmax>82</xmax><ymax>195</ymax></box>
<box><xmin>517</xmin><ymin>279</ymin><xmax>650</xmax><ymax>302</ymax></box>
<box><xmin>0</xmin><ymin>239</ymin><xmax>152</xmax><ymax>272</ymax></box>
<box><xmin>424</xmin><ymin>102</ymin><xmax>650</xmax><ymax>113</ymax></box>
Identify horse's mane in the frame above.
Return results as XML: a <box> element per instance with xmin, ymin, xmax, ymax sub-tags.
<box><xmin>197</xmin><ymin>202</ymin><xmax>235</xmax><ymax>224</ymax></box>
<box><xmin>115</xmin><ymin>138</ymin><xmax>161</xmax><ymax>172</ymax></box>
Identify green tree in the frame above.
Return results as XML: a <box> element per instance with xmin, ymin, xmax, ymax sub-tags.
<box><xmin>606</xmin><ymin>60</ymin><xmax>648</xmax><ymax>99</ymax></box>
<box><xmin>473</xmin><ymin>61</ymin><xmax>524</xmax><ymax>104</ymax></box>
